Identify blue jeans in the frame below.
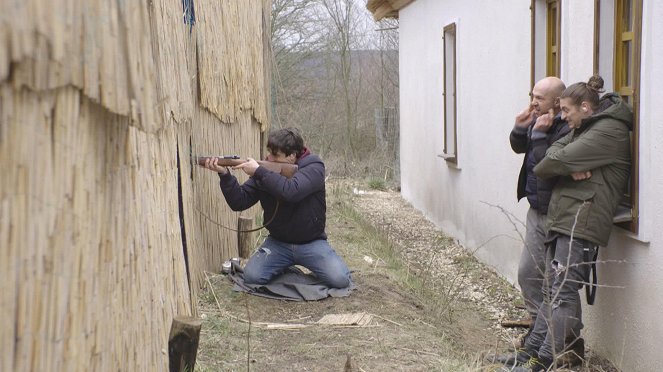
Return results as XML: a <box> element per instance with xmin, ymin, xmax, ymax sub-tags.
<box><xmin>243</xmin><ymin>237</ymin><xmax>352</xmax><ymax>288</ymax></box>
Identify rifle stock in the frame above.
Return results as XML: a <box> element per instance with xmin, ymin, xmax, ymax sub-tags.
<box><xmin>196</xmin><ymin>156</ymin><xmax>298</xmax><ymax>179</ymax></box>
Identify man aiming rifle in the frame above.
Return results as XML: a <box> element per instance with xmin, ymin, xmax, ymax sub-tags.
<box><xmin>200</xmin><ymin>127</ymin><xmax>352</xmax><ymax>289</ymax></box>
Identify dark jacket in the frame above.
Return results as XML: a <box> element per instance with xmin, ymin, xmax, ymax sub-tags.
<box><xmin>534</xmin><ymin>93</ymin><xmax>632</xmax><ymax>246</ymax></box>
<box><xmin>218</xmin><ymin>151</ymin><xmax>327</xmax><ymax>244</ymax></box>
<box><xmin>510</xmin><ymin>114</ymin><xmax>571</xmax><ymax>214</ymax></box>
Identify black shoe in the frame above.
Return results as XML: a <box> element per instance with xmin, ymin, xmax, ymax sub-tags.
<box><xmin>510</xmin><ymin>356</ymin><xmax>552</xmax><ymax>372</ymax></box>
<box><xmin>558</xmin><ymin>337</ymin><xmax>585</xmax><ymax>367</ymax></box>
<box><xmin>488</xmin><ymin>348</ymin><xmax>537</xmax><ymax>367</ymax></box>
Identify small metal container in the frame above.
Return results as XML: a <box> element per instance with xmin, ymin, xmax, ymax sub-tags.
<box><xmin>221</xmin><ymin>260</ymin><xmax>232</xmax><ymax>274</ymax></box>
<box><xmin>222</xmin><ymin>258</ymin><xmax>241</xmax><ymax>274</ymax></box>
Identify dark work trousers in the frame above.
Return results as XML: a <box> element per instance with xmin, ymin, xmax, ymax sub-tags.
<box><xmin>518</xmin><ymin>208</ymin><xmax>548</xmax><ymax>321</ymax></box>
<box><xmin>525</xmin><ymin>234</ymin><xmax>596</xmax><ymax>361</ymax></box>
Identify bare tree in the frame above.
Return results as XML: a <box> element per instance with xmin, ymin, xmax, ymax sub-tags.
<box><xmin>270</xmin><ymin>0</ymin><xmax>400</xmax><ymax>179</ymax></box>
<box><xmin>270</xmin><ymin>0</ymin><xmax>325</xmax><ymax>128</ymax></box>
<box><xmin>321</xmin><ymin>0</ymin><xmax>360</xmax><ymax>161</ymax></box>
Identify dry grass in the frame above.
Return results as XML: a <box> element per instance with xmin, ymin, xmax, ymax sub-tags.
<box><xmin>195</xmin><ymin>179</ymin><xmax>620</xmax><ymax>372</ymax></box>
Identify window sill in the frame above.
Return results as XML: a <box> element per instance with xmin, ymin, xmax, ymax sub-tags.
<box><xmin>612</xmin><ymin>205</ymin><xmax>632</xmax><ymax>224</ymax></box>
<box><xmin>613</xmin><ymin>226</ymin><xmax>650</xmax><ymax>244</ymax></box>
<box><xmin>438</xmin><ymin>154</ymin><xmax>461</xmax><ymax>169</ymax></box>
<box><xmin>611</xmin><ymin>206</ymin><xmax>648</xmax><ymax>243</ymax></box>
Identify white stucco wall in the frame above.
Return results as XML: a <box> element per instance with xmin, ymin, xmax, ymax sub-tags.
<box><xmin>560</xmin><ymin>0</ymin><xmax>595</xmax><ymax>83</ymax></box>
<box><xmin>581</xmin><ymin>1</ymin><xmax>663</xmax><ymax>370</ymax></box>
<box><xmin>398</xmin><ymin>0</ymin><xmax>663</xmax><ymax>369</ymax></box>
<box><xmin>399</xmin><ymin>0</ymin><xmax>531</xmax><ymax>285</ymax></box>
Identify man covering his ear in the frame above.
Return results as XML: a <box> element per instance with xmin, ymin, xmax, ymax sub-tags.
<box><xmin>499</xmin><ymin>76</ymin><xmax>578</xmax><ymax>363</ymax></box>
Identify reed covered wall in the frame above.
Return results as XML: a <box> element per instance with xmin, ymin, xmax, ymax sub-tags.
<box><xmin>0</xmin><ymin>0</ymin><xmax>271</xmax><ymax>370</ymax></box>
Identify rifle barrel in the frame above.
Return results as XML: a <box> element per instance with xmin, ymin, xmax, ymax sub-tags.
<box><xmin>196</xmin><ymin>156</ymin><xmax>298</xmax><ymax>179</ymax></box>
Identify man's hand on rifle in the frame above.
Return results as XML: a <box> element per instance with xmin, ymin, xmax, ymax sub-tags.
<box><xmin>233</xmin><ymin>157</ymin><xmax>259</xmax><ymax>176</ymax></box>
<box><xmin>203</xmin><ymin>157</ymin><xmax>229</xmax><ymax>175</ymax></box>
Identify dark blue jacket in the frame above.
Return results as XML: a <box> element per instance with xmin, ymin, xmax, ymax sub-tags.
<box><xmin>218</xmin><ymin>152</ymin><xmax>327</xmax><ymax>244</ymax></box>
<box><xmin>510</xmin><ymin>115</ymin><xmax>571</xmax><ymax>214</ymax></box>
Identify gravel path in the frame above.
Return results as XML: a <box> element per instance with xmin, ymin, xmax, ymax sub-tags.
<box><xmin>347</xmin><ymin>184</ymin><xmax>619</xmax><ymax>371</ymax></box>
<box><xmin>349</xmin><ymin>186</ymin><xmax>528</xmax><ymax>348</ymax></box>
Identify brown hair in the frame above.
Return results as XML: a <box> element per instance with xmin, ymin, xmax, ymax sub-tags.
<box><xmin>267</xmin><ymin>127</ymin><xmax>304</xmax><ymax>157</ymax></box>
<box><xmin>560</xmin><ymin>75</ymin><xmax>605</xmax><ymax>109</ymax></box>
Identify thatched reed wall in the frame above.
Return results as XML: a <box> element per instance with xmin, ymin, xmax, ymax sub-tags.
<box><xmin>0</xmin><ymin>0</ymin><xmax>271</xmax><ymax>370</ymax></box>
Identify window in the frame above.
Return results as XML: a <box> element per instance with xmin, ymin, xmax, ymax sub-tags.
<box><xmin>594</xmin><ymin>0</ymin><xmax>642</xmax><ymax>232</ymax></box>
<box><xmin>442</xmin><ymin>23</ymin><xmax>457</xmax><ymax>164</ymax></box>
<box><xmin>614</xmin><ymin>0</ymin><xmax>640</xmax><ymax>106</ymax></box>
<box><xmin>546</xmin><ymin>0</ymin><xmax>561</xmax><ymax>76</ymax></box>
<box><xmin>531</xmin><ymin>0</ymin><xmax>561</xmax><ymax>87</ymax></box>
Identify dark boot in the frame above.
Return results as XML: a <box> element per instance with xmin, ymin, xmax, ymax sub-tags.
<box><xmin>510</xmin><ymin>355</ymin><xmax>553</xmax><ymax>372</ymax></box>
<box><xmin>487</xmin><ymin>347</ymin><xmax>537</xmax><ymax>367</ymax></box>
<box><xmin>558</xmin><ymin>337</ymin><xmax>585</xmax><ymax>367</ymax></box>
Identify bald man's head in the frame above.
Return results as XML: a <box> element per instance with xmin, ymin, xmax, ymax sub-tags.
<box><xmin>531</xmin><ymin>76</ymin><xmax>566</xmax><ymax>116</ymax></box>
<box><xmin>538</xmin><ymin>76</ymin><xmax>566</xmax><ymax>97</ymax></box>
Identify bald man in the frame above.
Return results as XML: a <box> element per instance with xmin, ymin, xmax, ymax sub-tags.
<box><xmin>506</xmin><ymin>77</ymin><xmax>572</xmax><ymax>355</ymax></box>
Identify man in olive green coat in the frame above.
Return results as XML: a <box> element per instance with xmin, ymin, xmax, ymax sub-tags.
<box><xmin>511</xmin><ymin>77</ymin><xmax>632</xmax><ymax>371</ymax></box>
<box><xmin>534</xmin><ymin>93</ymin><xmax>632</xmax><ymax>247</ymax></box>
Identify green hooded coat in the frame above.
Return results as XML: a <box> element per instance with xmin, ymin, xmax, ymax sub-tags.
<box><xmin>533</xmin><ymin>93</ymin><xmax>633</xmax><ymax>246</ymax></box>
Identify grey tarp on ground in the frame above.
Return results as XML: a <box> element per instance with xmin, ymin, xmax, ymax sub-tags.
<box><xmin>227</xmin><ymin>265</ymin><xmax>355</xmax><ymax>301</ymax></box>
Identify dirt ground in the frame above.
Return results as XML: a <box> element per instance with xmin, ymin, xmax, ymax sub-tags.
<box><xmin>195</xmin><ymin>180</ymin><xmax>619</xmax><ymax>372</ymax></box>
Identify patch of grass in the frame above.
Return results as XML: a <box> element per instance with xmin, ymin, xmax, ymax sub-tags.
<box><xmin>195</xmin><ymin>314</ymin><xmax>237</xmax><ymax>370</ymax></box>
<box><xmin>336</xmin><ymin>199</ymin><xmax>405</xmax><ymax>273</ymax></box>
<box><xmin>196</xmin><ymin>181</ymin><xmax>488</xmax><ymax>372</ymax></box>
<box><xmin>367</xmin><ymin>177</ymin><xmax>387</xmax><ymax>191</ymax></box>
<box><xmin>452</xmin><ymin>253</ymin><xmax>477</xmax><ymax>271</ymax></box>
<box><xmin>193</xmin><ymin>366</ymin><xmax>217</xmax><ymax>372</ymax></box>
<box><xmin>333</xmin><ymin>183</ymin><xmax>484</xmax><ymax>369</ymax></box>
<box><xmin>332</xmin><ymin>186</ymin><xmax>465</xmax><ymax>322</ymax></box>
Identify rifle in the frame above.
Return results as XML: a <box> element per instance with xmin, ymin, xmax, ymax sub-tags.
<box><xmin>196</xmin><ymin>155</ymin><xmax>298</xmax><ymax>179</ymax></box>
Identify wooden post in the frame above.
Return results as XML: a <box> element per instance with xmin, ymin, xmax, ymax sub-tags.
<box><xmin>238</xmin><ymin>216</ymin><xmax>254</xmax><ymax>259</ymax></box>
<box><xmin>500</xmin><ymin>318</ymin><xmax>532</xmax><ymax>328</ymax></box>
<box><xmin>168</xmin><ymin>316</ymin><xmax>202</xmax><ymax>372</ymax></box>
